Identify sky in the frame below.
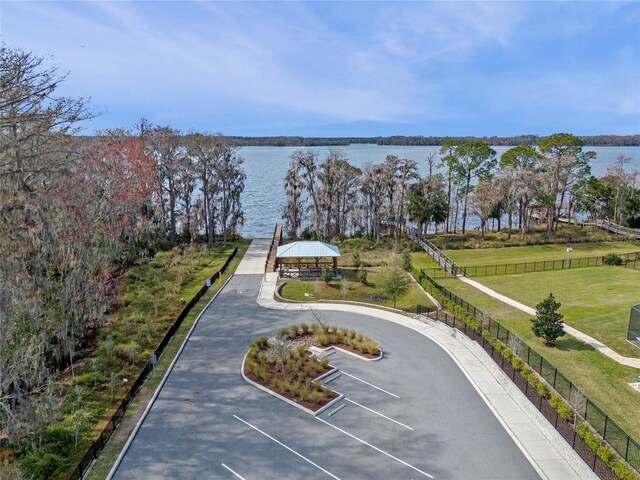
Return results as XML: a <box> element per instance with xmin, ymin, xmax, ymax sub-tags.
<box><xmin>2</xmin><ymin>1</ymin><xmax>639</xmax><ymax>137</ymax></box>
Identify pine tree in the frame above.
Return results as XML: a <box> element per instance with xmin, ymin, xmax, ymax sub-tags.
<box><xmin>402</xmin><ymin>248</ymin><xmax>413</xmax><ymax>272</ymax></box>
<box><xmin>531</xmin><ymin>293</ymin><xmax>565</xmax><ymax>345</ymax></box>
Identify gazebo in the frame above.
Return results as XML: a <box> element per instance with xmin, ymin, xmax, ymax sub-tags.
<box><xmin>276</xmin><ymin>241</ymin><xmax>341</xmax><ymax>278</ymax></box>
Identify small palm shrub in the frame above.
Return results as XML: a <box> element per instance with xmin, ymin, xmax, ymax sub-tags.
<box><xmin>357</xmin><ymin>266</ymin><xmax>368</xmax><ymax>284</ymax></box>
<box><xmin>321</xmin><ymin>267</ymin><xmax>332</xmax><ymax>284</ymax></box>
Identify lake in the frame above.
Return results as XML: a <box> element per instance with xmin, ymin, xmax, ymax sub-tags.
<box><xmin>238</xmin><ymin>144</ymin><xmax>640</xmax><ymax>237</ymax></box>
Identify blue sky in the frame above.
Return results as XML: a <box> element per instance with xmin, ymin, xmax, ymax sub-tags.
<box><xmin>3</xmin><ymin>1</ymin><xmax>639</xmax><ymax>136</ymax></box>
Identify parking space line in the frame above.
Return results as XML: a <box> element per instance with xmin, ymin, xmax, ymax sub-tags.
<box><xmin>233</xmin><ymin>415</ymin><xmax>342</xmax><ymax>480</ymax></box>
<box><xmin>316</xmin><ymin>417</ymin><xmax>433</xmax><ymax>478</ymax></box>
<box><xmin>344</xmin><ymin>398</ymin><xmax>413</xmax><ymax>431</ymax></box>
<box><xmin>221</xmin><ymin>463</ymin><xmax>246</xmax><ymax>479</ymax></box>
<box><xmin>339</xmin><ymin>370</ymin><xmax>400</xmax><ymax>398</ymax></box>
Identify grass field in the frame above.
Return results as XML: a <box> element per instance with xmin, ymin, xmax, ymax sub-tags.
<box><xmin>474</xmin><ymin>267</ymin><xmax>640</xmax><ymax>358</ymax></box>
<box><xmin>436</xmin><ymin>275</ymin><xmax>640</xmax><ymax>442</ymax></box>
<box><xmin>445</xmin><ymin>241</ymin><xmax>640</xmax><ymax>267</ymax></box>
<box><xmin>279</xmin><ymin>268</ymin><xmax>435</xmax><ymax>313</ymax></box>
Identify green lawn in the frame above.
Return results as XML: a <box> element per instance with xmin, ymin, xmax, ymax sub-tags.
<box><xmin>279</xmin><ymin>268</ymin><xmax>436</xmax><ymax>313</ymax></box>
<box><xmin>411</xmin><ymin>251</ymin><xmax>442</xmax><ymax>270</ymax></box>
<box><xmin>436</xmin><ymin>276</ymin><xmax>640</xmax><ymax>442</ymax></box>
<box><xmin>445</xmin><ymin>241</ymin><xmax>640</xmax><ymax>267</ymax></box>
<box><xmin>474</xmin><ymin>267</ymin><xmax>640</xmax><ymax>358</ymax></box>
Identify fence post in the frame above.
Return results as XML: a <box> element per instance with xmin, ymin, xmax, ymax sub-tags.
<box><xmin>603</xmin><ymin>416</ymin><xmax>608</xmax><ymax>439</ymax></box>
<box><xmin>539</xmin><ymin>355</ymin><xmax>543</xmax><ymax>374</ymax></box>
<box><xmin>625</xmin><ymin>436</ymin><xmax>630</xmax><ymax>460</ymax></box>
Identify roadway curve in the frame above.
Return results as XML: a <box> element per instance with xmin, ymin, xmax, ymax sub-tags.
<box><xmin>107</xmin><ymin>242</ymin><xmax>576</xmax><ymax>480</ymax></box>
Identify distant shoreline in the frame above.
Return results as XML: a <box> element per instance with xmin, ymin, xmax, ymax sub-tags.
<box><xmin>218</xmin><ymin>135</ymin><xmax>640</xmax><ymax>147</ymax></box>
<box><xmin>78</xmin><ymin>134</ymin><xmax>640</xmax><ymax>147</ymax></box>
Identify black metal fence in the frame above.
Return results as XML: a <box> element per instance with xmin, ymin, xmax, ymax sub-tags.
<box><xmin>417</xmin><ymin>269</ymin><xmax>640</xmax><ymax>477</ymax></box>
<box><xmin>416</xmin><ymin>304</ymin><xmax>437</xmax><ymax>315</ymax></box>
<box><xmin>68</xmin><ymin>247</ymin><xmax>238</xmax><ymax>480</ymax></box>
<box><xmin>624</xmin><ymin>259</ymin><xmax>640</xmax><ymax>271</ymax></box>
<box><xmin>420</xmin><ymin>251</ymin><xmax>640</xmax><ymax>279</ymax></box>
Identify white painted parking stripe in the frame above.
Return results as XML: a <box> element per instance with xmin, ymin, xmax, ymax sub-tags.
<box><xmin>344</xmin><ymin>398</ymin><xmax>413</xmax><ymax>431</ymax></box>
<box><xmin>221</xmin><ymin>463</ymin><xmax>246</xmax><ymax>479</ymax></box>
<box><xmin>339</xmin><ymin>370</ymin><xmax>400</xmax><ymax>398</ymax></box>
<box><xmin>316</xmin><ymin>417</ymin><xmax>433</xmax><ymax>479</ymax></box>
<box><xmin>233</xmin><ymin>415</ymin><xmax>342</xmax><ymax>480</ymax></box>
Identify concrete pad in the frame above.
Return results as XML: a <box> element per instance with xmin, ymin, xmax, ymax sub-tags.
<box><xmin>235</xmin><ymin>238</ymin><xmax>271</xmax><ymax>274</ymax></box>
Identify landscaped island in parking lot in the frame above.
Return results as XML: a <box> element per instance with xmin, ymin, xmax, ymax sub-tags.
<box><xmin>243</xmin><ymin>324</ymin><xmax>381</xmax><ymax>411</ymax></box>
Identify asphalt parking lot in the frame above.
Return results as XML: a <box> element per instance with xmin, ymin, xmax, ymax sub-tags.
<box><xmin>110</xmin><ymin>274</ymin><xmax>540</xmax><ymax>480</ymax></box>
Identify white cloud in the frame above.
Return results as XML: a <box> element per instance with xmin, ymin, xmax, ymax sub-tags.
<box><xmin>2</xmin><ymin>1</ymin><xmax>638</xmax><ymax>134</ymax></box>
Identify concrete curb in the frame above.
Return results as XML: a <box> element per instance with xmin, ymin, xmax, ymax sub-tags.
<box><xmin>258</xmin><ymin>275</ymin><xmax>597</xmax><ymax>480</ymax></box>
<box><xmin>310</xmin><ymin>344</ymin><xmax>384</xmax><ymax>362</ymax></box>
<box><xmin>240</xmin><ymin>352</ymin><xmax>344</xmax><ymax>417</ymax></box>
<box><xmin>106</xmin><ymin>275</ymin><xmax>235</xmax><ymax>480</ymax></box>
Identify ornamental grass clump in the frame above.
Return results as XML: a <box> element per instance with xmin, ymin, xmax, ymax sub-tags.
<box><xmin>288</xmin><ymin>324</ymin><xmax>300</xmax><ymax>338</ymax></box>
<box><xmin>317</xmin><ymin>332</ymin><xmax>330</xmax><ymax>347</ymax></box>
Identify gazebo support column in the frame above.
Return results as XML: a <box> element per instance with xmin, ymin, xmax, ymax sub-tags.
<box><xmin>333</xmin><ymin>257</ymin><xmax>337</xmax><ymax>274</ymax></box>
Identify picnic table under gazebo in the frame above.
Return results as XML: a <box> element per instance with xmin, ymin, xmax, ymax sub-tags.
<box><xmin>276</xmin><ymin>241</ymin><xmax>341</xmax><ymax>278</ymax></box>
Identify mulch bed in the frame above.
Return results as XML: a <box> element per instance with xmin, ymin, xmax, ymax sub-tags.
<box><xmin>243</xmin><ymin>367</ymin><xmax>339</xmax><ymax>412</ymax></box>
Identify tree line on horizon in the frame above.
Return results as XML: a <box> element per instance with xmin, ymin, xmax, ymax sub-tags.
<box><xmin>281</xmin><ymin>135</ymin><xmax>639</xmax><ymax>242</ymax></box>
<box><xmin>224</xmin><ymin>134</ymin><xmax>640</xmax><ymax>147</ymax></box>
<box><xmin>0</xmin><ymin>46</ymin><xmax>246</xmax><ymax>446</ymax></box>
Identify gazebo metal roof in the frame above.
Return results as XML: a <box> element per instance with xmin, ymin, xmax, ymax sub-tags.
<box><xmin>276</xmin><ymin>241</ymin><xmax>341</xmax><ymax>258</ymax></box>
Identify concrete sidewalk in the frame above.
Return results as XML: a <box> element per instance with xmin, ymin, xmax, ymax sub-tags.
<box><xmin>235</xmin><ymin>238</ymin><xmax>272</xmax><ymax>275</ymax></box>
<box><xmin>458</xmin><ymin>276</ymin><xmax>640</xmax><ymax>369</ymax></box>
<box><xmin>259</xmin><ymin>272</ymin><xmax>597</xmax><ymax>480</ymax></box>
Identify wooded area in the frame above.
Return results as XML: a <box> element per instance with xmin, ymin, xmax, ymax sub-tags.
<box><xmin>0</xmin><ymin>45</ymin><xmax>246</xmax><ymax>475</ymax></box>
<box><xmin>282</xmin><ymin>136</ymin><xmax>640</xmax><ymax>241</ymax></box>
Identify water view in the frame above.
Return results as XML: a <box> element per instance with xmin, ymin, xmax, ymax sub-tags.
<box><xmin>240</xmin><ymin>144</ymin><xmax>640</xmax><ymax>237</ymax></box>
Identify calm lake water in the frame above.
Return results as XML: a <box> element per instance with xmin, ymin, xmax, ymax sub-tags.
<box><xmin>238</xmin><ymin>144</ymin><xmax>640</xmax><ymax>237</ymax></box>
